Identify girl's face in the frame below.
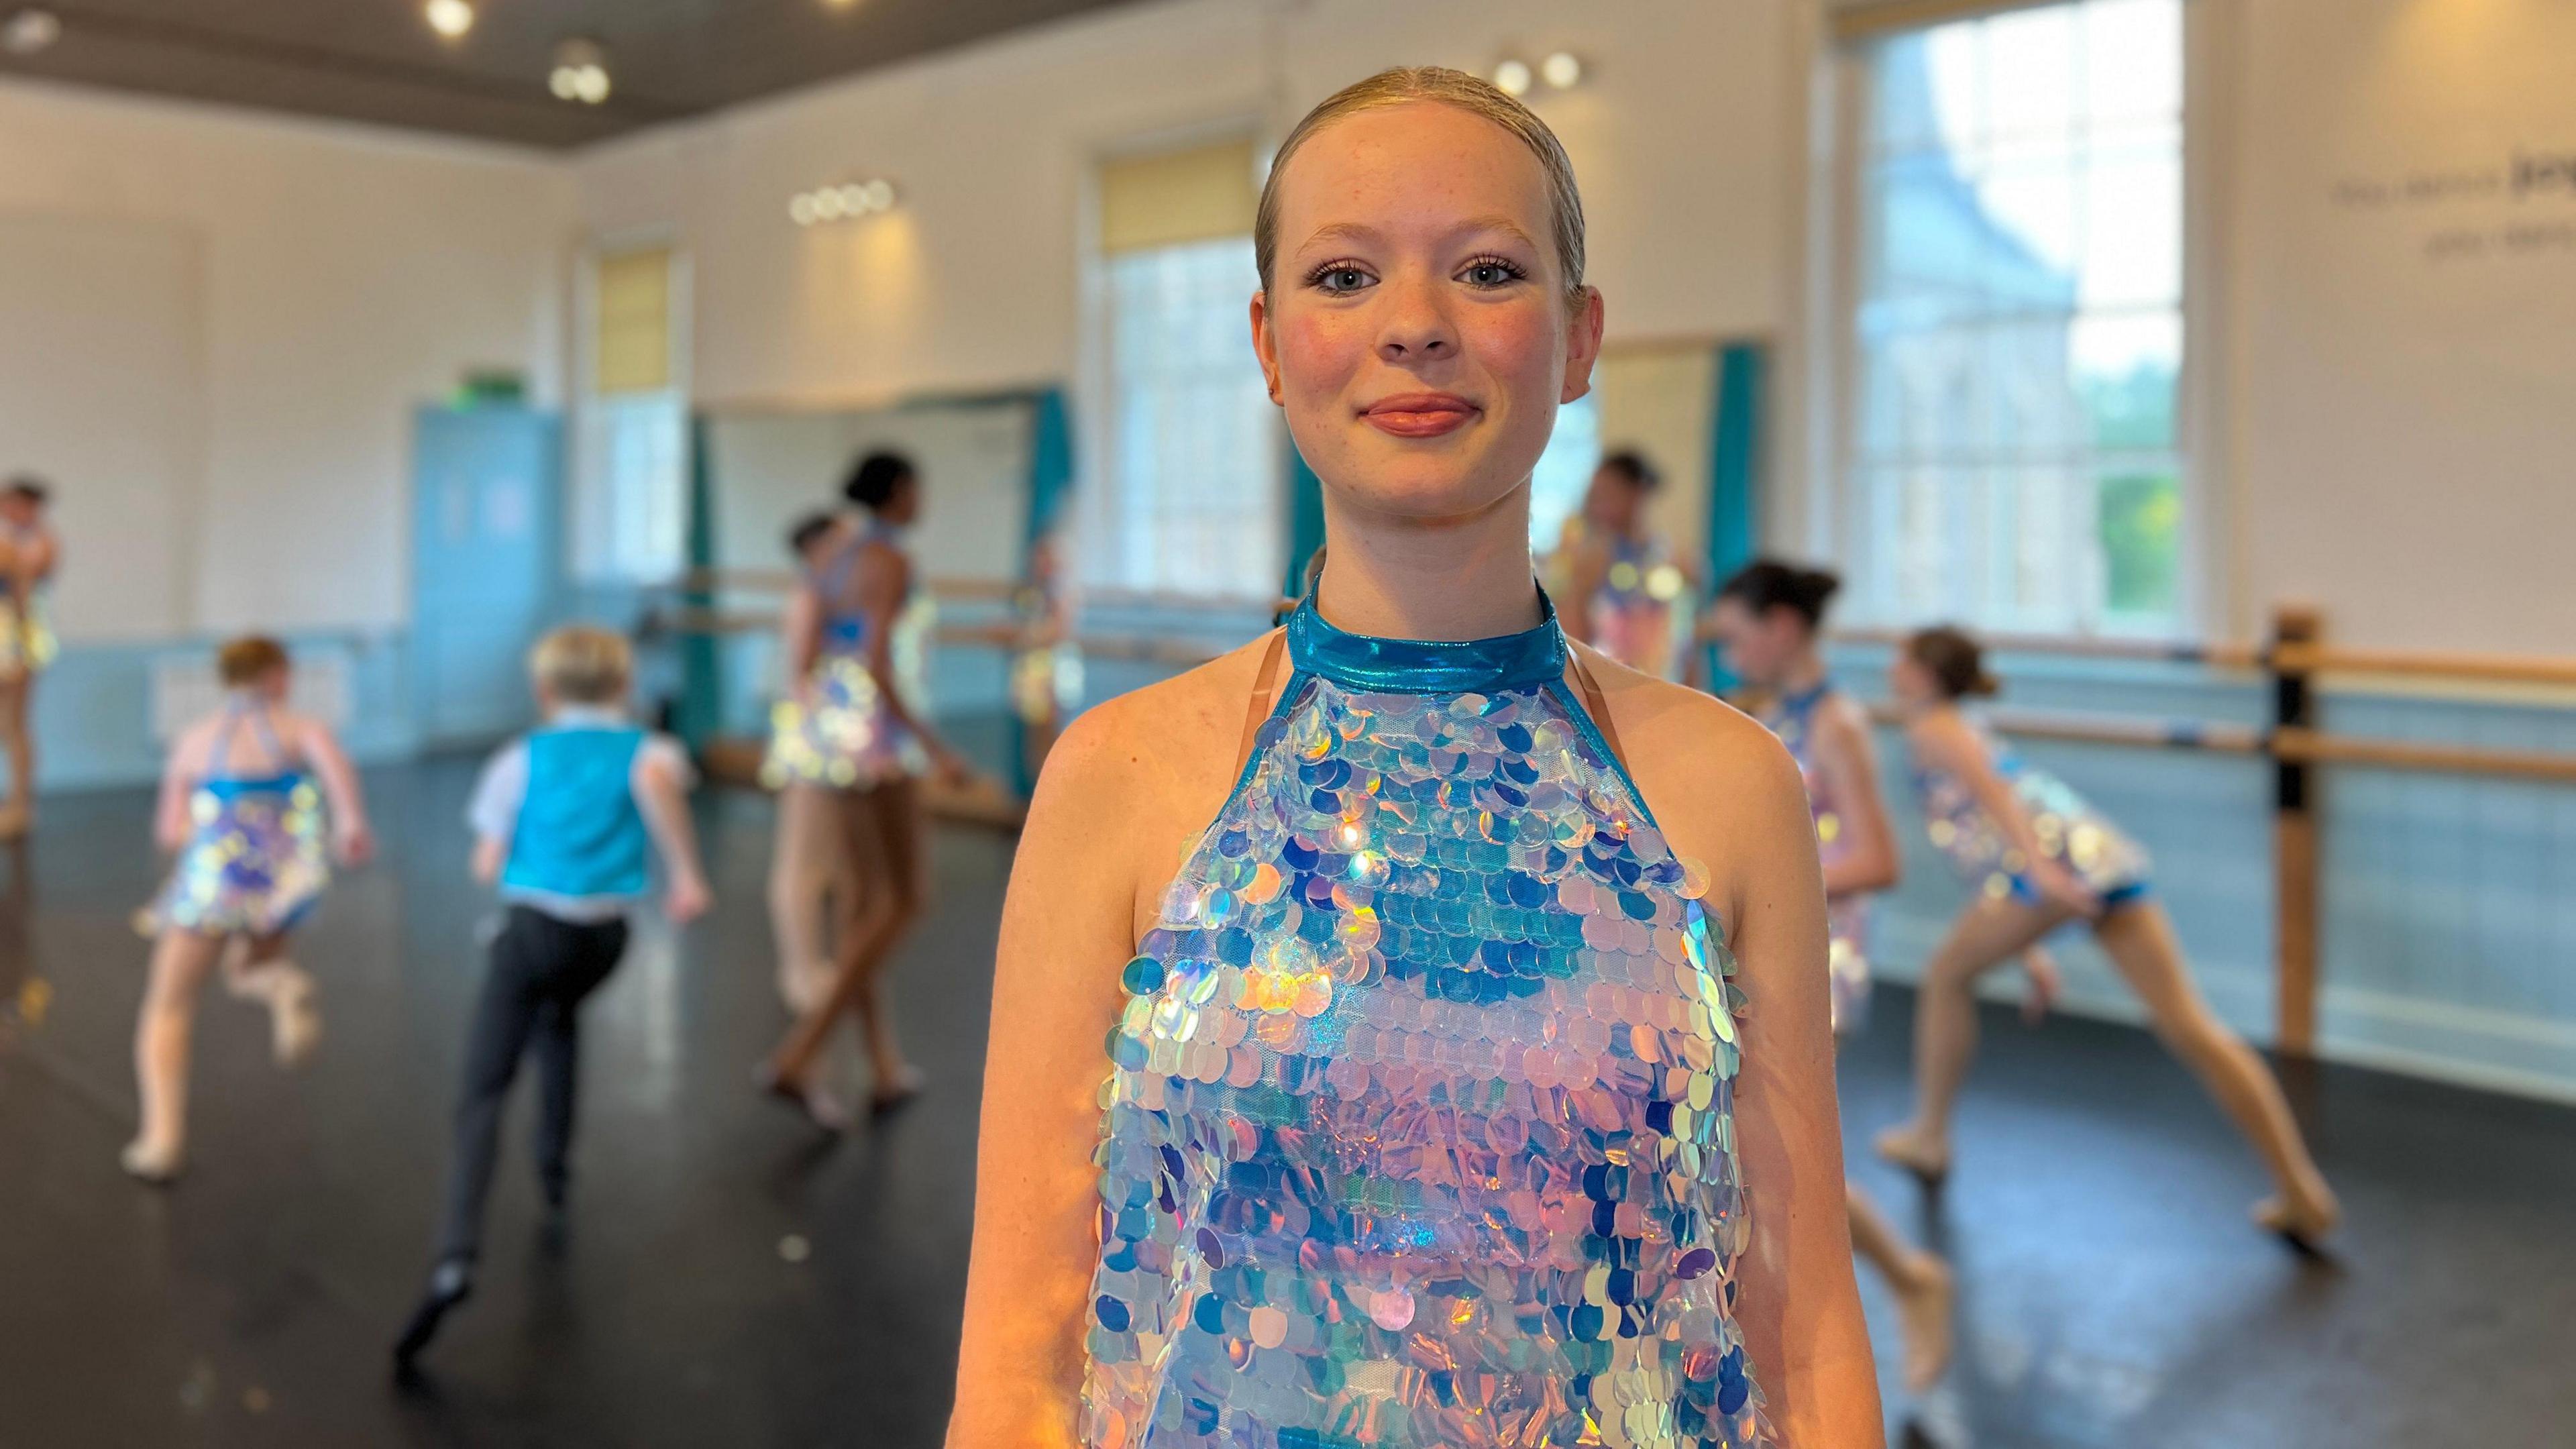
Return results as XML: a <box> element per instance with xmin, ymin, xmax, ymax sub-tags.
<box><xmin>1253</xmin><ymin>101</ymin><xmax>1604</xmax><ymax>525</ymax></box>
<box><xmin>1888</xmin><ymin>651</ymin><xmax>1940</xmax><ymax>708</ymax></box>
<box><xmin>880</xmin><ymin>474</ymin><xmax>922</xmax><ymax>528</ymax></box>
<box><xmin>1709</xmin><ymin>598</ymin><xmax>1804</xmax><ymax>687</ymax></box>
<box><xmin>256</xmin><ymin>665</ymin><xmax>292</xmax><ymax>704</ymax></box>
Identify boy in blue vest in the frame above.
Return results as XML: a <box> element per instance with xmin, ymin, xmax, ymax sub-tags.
<box><xmin>394</xmin><ymin>626</ymin><xmax>710</xmax><ymax>1366</ymax></box>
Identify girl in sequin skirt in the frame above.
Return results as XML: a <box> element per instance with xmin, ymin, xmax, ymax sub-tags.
<box><xmin>765</xmin><ymin>511</ymin><xmax>861</xmax><ymax>1019</ymax></box>
<box><xmin>951</xmin><ymin>66</ymin><xmax>1882</xmax><ymax>1448</ymax></box>
<box><xmin>0</xmin><ymin>476</ymin><xmax>62</xmax><ymax>838</ymax></box>
<box><xmin>124</xmin><ymin>637</ymin><xmax>374</xmax><ymax>1183</ymax></box>
<box><xmin>1874</xmin><ymin>626</ymin><xmax>2339</xmax><ymax>1246</ymax></box>
<box><xmin>1546</xmin><ymin>451</ymin><xmax>1690</xmax><ymax>680</ymax></box>
<box><xmin>758</xmin><ymin>451</ymin><xmax>971</xmax><ymax>1128</ymax></box>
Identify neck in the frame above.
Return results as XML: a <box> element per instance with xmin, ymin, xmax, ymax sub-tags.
<box><xmin>1777</xmin><ymin>649</ymin><xmax>1829</xmax><ymax>698</ymax></box>
<box><xmin>1314</xmin><ymin>484</ymin><xmax>1541</xmax><ymax>642</ymax></box>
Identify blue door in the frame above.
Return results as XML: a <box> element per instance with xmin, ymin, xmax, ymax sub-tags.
<box><xmin>413</xmin><ymin>405</ymin><xmax>561</xmax><ymax>747</ymax></box>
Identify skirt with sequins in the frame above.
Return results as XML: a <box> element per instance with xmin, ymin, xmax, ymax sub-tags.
<box><xmin>141</xmin><ymin>781</ymin><xmax>331</xmax><ymax>937</ymax></box>
<box><xmin>761</xmin><ymin>653</ymin><xmax>922</xmax><ymax>791</ymax></box>
<box><xmin>1827</xmin><ymin>898</ymin><xmax>1871</xmax><ymax>1036</ymax></box>
<box><xmin>0</xmin><ymin>597</ymin><xmax>56</xmax><ymax>682</ymax></box>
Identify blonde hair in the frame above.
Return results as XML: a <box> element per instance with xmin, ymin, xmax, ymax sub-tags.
<box><xmin>1255</xmin><ymin>65</ymin><xmax>1587</xmax><ymax>303</ymax></box>
<box><xmin>529</xmin><ymin>626</ymin><xmax>633</xmax><ymax>705</ymax></box>
<box><xmin>217</xmin><ymin>635</ymin><xmax>289</xmax><ymax>688</ymax></box>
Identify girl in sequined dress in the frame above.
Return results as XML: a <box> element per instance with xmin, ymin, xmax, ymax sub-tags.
<box><xmin>759</xmin><ymin>451</ymin><xmax>971</xmax><ymax>1128</ymax></box>
<box><xmin>1874</xmin><ymin>626</ymin><xmax>2339</xmax><ymax>1246</ymax></box>
<box><xmin>0</xmin><ymin>476</ymin><xmax>62</xmax><ymax>838</ymax></box>
<box><xmin>123</xmin><ymin>637</ymin><xmax>374</xmax><ymax>1183</ymax></box>
<box><xmin>951</xmin><ymin>67</ymin><xmax>1881</xmax><ymax>1449</ymax></box>
<box><xmin>1547</xmin><ymin>452</ymin><xmax>1690</xmax><ymax>680</ymax></box>
<box><xmin>766</xmin><ymin>511</ymin><xmax>861</xmax><ymax>1018</ymax></box>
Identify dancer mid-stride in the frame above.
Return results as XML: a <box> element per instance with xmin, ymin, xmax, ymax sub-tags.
<box><xmin>0</xmin><ymin>475</ymin><xmax>62</xmax><ymax>839</ymax></box>
<box><xmin>1874</xmin><ymin>625</ymin><xmax>2341</xmax><ymax>1247</ymax></box>
<box><xmin>758</xmin><ymin>451</ymin><xmax>971</xmax><ymax>1129</ymax></box>
<box><xmin>125</xmin><ymin>637</ymin><xmax>374</xmax><ymax>1183</ymax></box>
<box><xmin>765</xmin><ymin>511</ymin><xmax>861</xmax><ymax>1019</ymax></box>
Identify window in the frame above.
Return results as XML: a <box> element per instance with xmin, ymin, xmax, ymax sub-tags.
<box><xmin>575</xmin><ymin>244</ymin><xmax>688</xmax><ymax>582</ymax></box>
<box><xmin>1084</xmin><ymin>140</ymin><xmax>1278</xmax><ymax>601</ymax></box>
<box><xmin>1841</xmin><ymin>0</ymin><xmax>2185</xmax><ymax>633</ymax></box>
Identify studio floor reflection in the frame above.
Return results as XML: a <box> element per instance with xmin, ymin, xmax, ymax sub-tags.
<box><xmin>1</xmin><ymin>757</ymin><xmax>2570</xmax><ymax>1447</ymax></box>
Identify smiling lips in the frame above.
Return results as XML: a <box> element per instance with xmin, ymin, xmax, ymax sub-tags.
<box><xmin>1362</xmin><ymin>392</ymin><xmax>1479</xmax><ymax>438</ymax></box>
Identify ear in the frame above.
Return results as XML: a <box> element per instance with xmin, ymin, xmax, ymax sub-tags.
<box><xmin>1559</xmin><ymin>286</ymin><xmax>1606</xmax><ymax>405</ymax></box>
<box><xmin>1250</xmin><ymin>289</ymin><xmax>1285</xmax><ymax>406</ymax></box>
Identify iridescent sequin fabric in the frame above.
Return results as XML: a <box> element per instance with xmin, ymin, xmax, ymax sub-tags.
<box><xmin>143</xmin><ymin>775</ymin><xmax>329</xmax><ymax>937</ymax></box>
<box><xmin>1913</xmin><ymin>715</ymin><xmax>2151</xmax><ymax>902</ymax></box>
<box><xmin>1083</xmin><ymin>598</ymin><xmax>1769</xmax><ymax>1449</ymax></box>
<box><xmin>1758</xmin><ymin>686</ymin><xmax>1870</xmax><ymax>1036</ymax></box>
<box><xmin>0</xmin><ymin>592</ymin><xmax>56</xmax><ymax>680</ymax></box>
<box><xmin>761</xmin><ymin>557</ymin><xmax>932</xmax><ymax>791</ymax></box>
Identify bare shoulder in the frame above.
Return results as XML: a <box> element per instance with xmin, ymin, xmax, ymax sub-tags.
<box><xmin>1813</xmin><ymin>690</ymin><xmax>1880</xmax><ymax>756</ymax></box>
<box><xmin>1025</xmin><ymin>631</ymin><xmax>1285</xmax><ymax>908</ymax></box>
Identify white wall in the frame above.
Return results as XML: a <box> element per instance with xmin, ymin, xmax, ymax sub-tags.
<box><xmin>0</xmin><ymin>78</ymin><xmax>575</xmax><ymax>637</ymax></box>
<box><xmin>2224</xmin><ymin>0</ymin><xmax>2576</xmax><ymax>654</ymax></box>
<box><xmin>573</xmin><ymin>0</ymin><xmax>1797</xmax><ymax>411</ymax></box>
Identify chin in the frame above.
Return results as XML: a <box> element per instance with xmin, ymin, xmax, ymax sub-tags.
<box><xmin>1319</xmin><ymin>435</ymin><xmax>1529</xmax><ymax>523</ymax></box>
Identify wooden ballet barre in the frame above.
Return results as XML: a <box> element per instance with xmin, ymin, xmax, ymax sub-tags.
<box><xmin>1827</xmin><ymin>624</ymin><xmax>2263</xmax><ymax>672</ymax></box>
<box><xmin>1859</xmin><ymin>702</ymin><xmax>2266</xmax><ymax>754</ymax></box>
<box><xmin>2271</xmin><ymin>726</ymin><xmax>2576</xmax><ymax>786</ymax></box>
<box><xmin>2275</xmin><ymin>644</ymin><xmax>2576</xmax><ymax>691</ymax></box>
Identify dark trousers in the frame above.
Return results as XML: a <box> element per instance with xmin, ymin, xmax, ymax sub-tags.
<box><xmin>433</xmin><ymin>906</ymin><xmax>629</xmax><ymax>1265</ymax></box>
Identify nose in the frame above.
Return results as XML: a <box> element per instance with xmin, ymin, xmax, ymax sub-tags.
<box><xmin>1374</xmin><ymin>272</ymin><xmax>1456</xmax><ymax>365</ymax></box>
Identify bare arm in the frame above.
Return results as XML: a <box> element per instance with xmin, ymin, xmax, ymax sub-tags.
<box><xmin>947</xmin><ymin>708</ymin><xmax>1145</xmax><ymax>1446</ymax></box>
<box><xmin>295</xmin><ymin>717</ymin><xmax>374</xmax><ymax>865</ymax></box>
<box><xmin>857</xmin><ymin>545</ymin><xmax>962</xmax><ymax>770</ymax></box>
<box><xmin>1719</xmin><ymin>739</ymin><xmax>1884</xmax><ymax>1446</ymax></box>
<box><xmin>632</xmin><ymin>747</ymin><xmax>710</xmax><ymax>923</ymax></box>
<box><xmin>152</xmin><ymin>727</ymin><xmax>199</xmax><ymax>853</ymax></box>
<box><xmin>781</xmin><ymin>580</ymin><xmax>824</xmax><ymax>690</ymax></box>
<box><xmin>23</xmin><ymin>529</ymin><xmax>58</xmax><ymax>584</ymax></box>
<box><xmin>1913</xmin><ymin>710</ymin><xmax>2095</xmax><ymax>912</ymax></box>
<box><xmin>1810</xmin><ymin>698</ymin><xmax>1900</xmax><ymax>900</ymax></box>
<box><xmin>470</xmin><ymin>835</ymin><xmax>508</xmax><ymax>885</ymax></box>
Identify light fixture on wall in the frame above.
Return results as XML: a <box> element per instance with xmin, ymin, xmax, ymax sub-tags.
<box><xmin>1492</xmin><ymin>50</ymin><xmax>1587</xmax><ymax>98</ymax></box>
<box><xmin>425</xmin><ymin>0</ymin><xmax>473</xmax><ymax>40</ymax></box>
<box><xmin>790</xmin><ymin>177</ymin><xmax>898</xmax><ymax>226</ymax></box>
<box><xmin>2</xmin><ymin>7</ymin><xmax>61</xmax><ymax>56</ymax></box>
<box><xmin>549</xmin><ymin>37</ymin><xmax>610</xmax><ymax>104</ymax></box>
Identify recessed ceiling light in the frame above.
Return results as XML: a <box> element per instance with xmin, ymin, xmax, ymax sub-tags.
<box><xmin>1493</xmin><ymin>58</ymin><xmax>1532</xmax><ymax>98</ymax></box>
<box><xmin>550</xmin><ymin>38</ymin><xmax>610</xmax><ymax>105</ymax></box>
<box><xmin>790</xmin><ymin>193</ymin><xmax>820</xmax><ymax>225</ymax></box>
<box><xmin>2</xmin><ymin>7</ymin><xmax>62</xmax><ymax>56</ymax></box>
<box><xmin>425</xmin><ymin>0</ymin><xmax>472</xmax><ymax>40</ymax></box>
<box><xmin>1540</xmin><ymin>51</ymin><xmax>1582</xmax><ymax>90</ymax></box>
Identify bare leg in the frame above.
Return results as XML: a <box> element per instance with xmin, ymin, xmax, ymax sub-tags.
<box><xmin>1879</xmin><ymin>894</ymin><xmax>2072</xmax><ymax>1180</ymax></box>
<box><xmin>766</xmin><ymin>784</ymin><xmax>844</xmax><ymax>1014</ymax></box>
<box><xmin>225</xmin><ymin>932</ymin><xmax>320</xmax><ymax>1069</ymax></box>
<box><xmin>127</xmin><ymin>929</ymin><xmax>225</xmax><ymax>1179</ymax></box>
<box><xmin>2093</xmin><ymin>902</ymin><xmax>2340</xmax><ymax>1242</ymax></box>
<box><xmin>1847</xmin><ymin>1185</ymin><xmax>1953</xmax><ymax>1393</ymax></box>
<box><xmin>767</xmin><ymin>778</ymin><xmax>927</xmax><ymax>1104</ymax></box>
<box><xmin>0</xmin><ymin>678</ymin><xmax>29</xmax><ymax>835</ymax></box>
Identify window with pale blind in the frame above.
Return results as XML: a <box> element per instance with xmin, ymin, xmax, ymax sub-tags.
<box><xmin>1084</xmin><ymin>138</ymin><xmax>1280</xmax><ymax>602</ymax></box>
<box><xmin>578</xmin><ymin>245</ymin><xmax>687</xmax><ymax>581</ymax></box>
<box><xmin>1839</xmin><ymin>0</ymin><xmax>2188</xmax><ymax>635</ymax></box>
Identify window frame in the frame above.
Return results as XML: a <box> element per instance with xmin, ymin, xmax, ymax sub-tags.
<box><xmin>1817</xmin><ymin>0</ymin><xmax>2222</xmax><ymax>642</ymax></box>
<box><xmin>570</xmin><ymin>234</ymin><xmax>692</xmax><ymax>586</ymax></box>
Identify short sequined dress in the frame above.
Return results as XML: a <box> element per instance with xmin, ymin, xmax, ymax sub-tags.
<box><xmin>762</xmin><ymin>520</ymin><xmax>932</xmax><ymax>790</ymax></box>
<box><xmin>1083</xmin><ymin>592</ymin><xmax>1770</xmax><ymax>1448</ymax></box>
<box><xmin>1912</xmin><ymin>713</ymin><xmax>2152</xmax><ymax>910</ymax></box>
<box><xmin>0</xmin><ymin>521</ymin><xmax>56</xmax><ymax>682</ymax></box>
<box><xmin>1758</xmin><ymin>684</ymin><xmax>1871</xmax><ymax>1035</ymax></box>
<box><xmin>142</xmin><ymin>698</ymin><xmax>331</xmax><ymax>936</ymax></box>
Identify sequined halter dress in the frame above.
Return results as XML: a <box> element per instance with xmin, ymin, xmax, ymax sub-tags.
<box><xmin>1082</xmin><ymin>593</ymin><xmax>1770</xmax><ymax>1449</ymax></box>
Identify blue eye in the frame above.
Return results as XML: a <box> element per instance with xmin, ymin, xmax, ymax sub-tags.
<box><xmin>1311</xmin><ymin>265</ymin><xmax>1373</xmax><ymax>295</ymax></box>
<box><xmin>1460</xmin><ymin>258</ymin><xmax>1525</xmax><ymax>288</ymax></box>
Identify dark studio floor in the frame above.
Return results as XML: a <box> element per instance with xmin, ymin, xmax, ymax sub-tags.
<box><xmin>1</xmin><ymin>757</ymin><xmax>2571</xmax><ymax>1448</ymax></box>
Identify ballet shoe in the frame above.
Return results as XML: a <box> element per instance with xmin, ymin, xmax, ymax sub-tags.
<box><xmin>1894</xmin><ymin>1256</ymin><xmax>1956</xmax><ymax>1394</ymax></box>
<box><xmin>120</xmin><ymin>1138</ymin><xmax>185</xmax><ymax>1185</ymax></box>
<box><xmin>1875</xmin><ymin>1126</ymin><xmax>1952</xmax><ymax>1186</ymax></box>
<box><xmin>393</xmin><ymin>1258</ymin><xmax>474</xmax><ymax>1366</ymax></box>
<box><xmin>271</xmin><ymin>971</ymin><xmax>322</xmax><ymax>1069</ymax></box>
<box><xmin>869</xmin><ymin>1064</ymin><xmax>926</xmax><ymax>1115</ymax></box>
<box><xmin>2254</xmin><ymin>1187</ymin><xmax>2341</xmax><ymax>1254</ymax></box>
<box><xmin>756</xmin><ymin>1065</ymin><xmax>851</xmax><ymax>1133</ymax></box>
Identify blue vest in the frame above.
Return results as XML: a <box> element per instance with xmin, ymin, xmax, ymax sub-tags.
<box><xmin>500</xmin><ymin>726</ymin><xmax>649</xmax><ymax>900</ymax></box>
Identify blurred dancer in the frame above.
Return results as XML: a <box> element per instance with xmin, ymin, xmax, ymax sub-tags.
<box><xmin>1006</xmin><ymin>530</ymin><xmax>1081</xmax><ymax>790</ymax></box>
<box><xmin>763</xmin><ymin>511</ymin><xmax>859</xmax><ymax>1016</ymax></box>
<box><xmin>395</xmin><ymin>627</ymin><xmax>708</xmax><ymax>1364</ymax></box>
<box><xmin>1711</xmin><ymin>560</ymin><xmax>2033</xmax><ymax>1393</ymax></box>
<box><xmin>0</xmin><ymin>476</ymin><xmax>62</xmax><ymax>837</ymax></box>
<box><xmin>1545</xmin><ymin>449</ymin><xmax>1690</xmax><ymax>678</ymax></box>
<box><xmin>1876</xmin><ymin>625</ymin><xmax>2340</xmax><ymax>1246</ymax></box>
<box><xmin>758</xmin><ymin>451</ymin><xmax>969</xmax><ymax>1128</ymax></box>
<box><xmin>124</xmin><ymin>637</ymin><xmax>373</xmax><ymax>1184</ymax></box>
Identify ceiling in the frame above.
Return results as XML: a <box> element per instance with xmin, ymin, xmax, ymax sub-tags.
<box><xmin>0</xmin><ymin>0</ymin><xmax>1155</xmax><ymax>148</ymax></box>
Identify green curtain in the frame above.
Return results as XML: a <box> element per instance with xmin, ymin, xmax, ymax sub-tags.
<box><xmin>677</xmin><ymin>414</ymin><xmax>722</xmax><ymax>747</ymax></box>
<box><xmin>1702</xmin><ymin>343</ymin><xmax>1769</xmax><ymax>691</ymax></box>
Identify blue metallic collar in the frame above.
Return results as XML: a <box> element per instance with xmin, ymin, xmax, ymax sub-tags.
<box><xmin>1287</xmin><ymin>587</ymin><xmax>1567</xmax><ymax>694</ymax></box>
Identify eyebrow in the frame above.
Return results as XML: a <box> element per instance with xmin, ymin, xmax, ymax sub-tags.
<box><xmin>1295</xmin><ymin>215</ymin><xmax>1544</xmax><ymax>253</ymax></box>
